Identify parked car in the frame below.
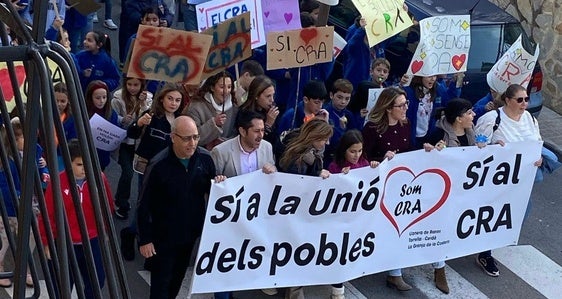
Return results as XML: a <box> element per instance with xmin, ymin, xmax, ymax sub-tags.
<box><xmin>328</xmin><ymin>0</ymin><xmax>543</xmax><ymax>115</ymax></box>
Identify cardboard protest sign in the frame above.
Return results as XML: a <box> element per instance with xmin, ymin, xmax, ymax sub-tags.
<box><xmin>261</xmin><ymin>0</ymin><xmax>301</xmax><ymax>34</ymax></box>
<box><xmin>192</xmin><ymin>141</ymin><xmax>540</xmax><ymax>293</ymax></box>
<box><xmin>351</xmin><ymin>0</ymin><xmax>413</xmax><ymax>47</ymax></box>
<box><xmin>90</xmin><ymin>114</ymin><xmax>127</xmax><ymax>151</ymax></box>
<box><xmin>487</xmin><ymin>35</ymin><xmax>539</xmax><ymax>92</ymax></box>
<box><xmin>66</xmin><ymin>0</ymin><xmax>102</xmax><ymax>15</ymax></box>
<box><xmin>266</xmin><ymin>26</ymin><xmax>334</xmax><ymax>70</ymax></box>
<box><xmin>406</xmin><ymin>15</ymin><xmax>471</xmax><ymax>77</ymax></box>
<box><xmin>197</xmin><ymin>0</ymin><xmax>266</xmax><ymax>48</ymax></box>
<box><xmin>201</xmin><ymin>12</ymin><xmax>252</xmax><ymax>79</ymax></box>
<box><xmin>127</xmin><ymin>25</ymin><xmax>212</xmax><ymax>84</ymax></box>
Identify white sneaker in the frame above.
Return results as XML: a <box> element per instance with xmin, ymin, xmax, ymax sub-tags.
<box><xmin>331</xmin><ymin>286</ymin><xmax>345</xmax><ymax>299</ymax></box>
<box><xmin>104</xmin><ymin>19</ymin><xmax>118</xmax><ymax>30</ymax></box>
<box><xmin>261</xmin><ymin>288</ymin><xmax>278</xmax><ymax>296</ymax></box>
<box><xmin>92</xmin><ymin>13</ymin><xmax>99</xmax><ymax>23</ymax></box>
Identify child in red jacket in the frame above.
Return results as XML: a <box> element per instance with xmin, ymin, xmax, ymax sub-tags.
<box><xmin>39</xmin><ymin>139</ymin><xmax>114</xmax><ymax>298</ymax></box>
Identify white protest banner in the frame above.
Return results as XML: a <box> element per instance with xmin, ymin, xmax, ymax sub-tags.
<box><xmin>333</xmin><ymin>32</ymin><xmax>347</xmax><ymax>59</ymax></box>
<box><xmin>487</xmin><ymin>34</ymin><xmax>539</xmax><ymax>92</ymax></box>
<box><xmin>89</xmin><ymin>114</ymin><xmax>127</xmax><ymax>151</ymax></box>
<box><xmin>196</xmin><ymin>0</ymin><xmax>265</xmax><ymax>48</ymax></box>
<box><xmin>192</xmin><ymin>141</ymin><xmax>541</xmax><ymax>293</ymax></box>
<box><xmin>351</xmin><ymin>0</ymin><xmax>413</xmax><ymax>47</ymax></box>
<box><xmin>266</xmin><ymin>27</ymin><xmax>334</xmax><ymax>70</ymax></box>
<box><xmin>406</xmin><ymin>15</ymin><xmax>471</xmax><ymax>77</ymax></box>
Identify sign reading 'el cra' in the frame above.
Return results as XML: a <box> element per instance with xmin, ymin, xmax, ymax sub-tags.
<box><xmin>266</xmin><ymin>26</ymin><xmax>334</xmax><ymax>70</ymax></box>
<box><xmin>127</xmin><ymin>25</ymin><xmax>212</xmax><ymax>84</ymax></box>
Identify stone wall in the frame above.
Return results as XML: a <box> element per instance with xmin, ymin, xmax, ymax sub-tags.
<box><xmin>489</xmin><ymin>0</ymin><xmax>562</xmax><ymax>113</ymax></box>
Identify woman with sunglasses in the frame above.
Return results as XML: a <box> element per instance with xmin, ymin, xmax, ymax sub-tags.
<box><xmin>474</xmin><ymin>83</ymin><xmax>542</xmax><ymax>278</ymax></box>
<box><xmin>475</xmin><ymin>84</ymin><xmax>541</xmax><ymax>147</ymax></box>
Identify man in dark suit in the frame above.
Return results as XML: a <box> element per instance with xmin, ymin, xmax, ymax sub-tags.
<box><xmin>137</xmin><ymin>115</ymin><xmax>225</xmax><ymax>299</ymax></box>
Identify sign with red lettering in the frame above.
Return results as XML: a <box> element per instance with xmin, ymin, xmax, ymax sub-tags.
<box><xmin>127</xmin><ymin>26</ymin><xmax>212</xmax><ymax>84</ymax></box>
<box><xmin>266</xmin><ymin>27</ymin><xmax>334</xmax><ymax>70</ymax></box>
<box><xmin>197</xmin><ymin>0</ymin><xmax>265</xmax><ymax>48</ymax></box>
<box><xmin>487</xmin><ymin>35</ymin><xmax>539</xmax><ymax>93</ymax></box>
<box><xmin>406</xmin><ymin>15</ymin><xmax>471</xmax><ymax>77</ymax></box>
<box><xmin>201</xmin><ymin>12</ymin><xmax>252</xmax><ymax>79</ymax></box>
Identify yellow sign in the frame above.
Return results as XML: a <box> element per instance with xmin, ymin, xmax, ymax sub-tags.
<box><xmin>351</xmin><ymin>0</ymin><xmax>413</xmax><ymax>47</ymax></box>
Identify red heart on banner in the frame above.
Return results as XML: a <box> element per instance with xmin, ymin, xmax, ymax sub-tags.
<box><xmin>452</xmin><ymin>54</ymin><xmax>466</xmax><ymax>71</ymax></box>
<box><xmin>0</xmin><ymin>65</ymin><xmax>26</xmax><ymax>103</ymax></box>
<box><xmin>380</xmin><ymin>166</ymin><xmax>451</xmax><ymax>237</ymax></box>
<box><xmin>411</xmin><ymin>60</ymin><xmax>424</xmax><ymax>74</ymax></box>
<box><xmin>264</xmin><ymin>11</ymin><xmax>270</xmax><ymax>18</ymax></box>
<box><xmin>299</xmin><ymin>28</ymin><xmax>318</xmax><ymax>45</ymax></box>
<box><xmin>198</xmin><ymin>7</ymin><xmax>204</xmax><ymax>13</ymax></box>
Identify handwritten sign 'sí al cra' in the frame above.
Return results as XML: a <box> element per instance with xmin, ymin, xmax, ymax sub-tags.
<box><xmin>127</xmin><ymin>25</ymin><xmax>212</xmax><ymax>84</ymax></box>
<box><xmin>266</xmin><ymin>26</ymin><xmax>334</xmax><ymax>70</ymax></box>
<box><xmin>201</xmin><ymin>12</ymin><xmax>252</xmax><ymax>79</ymax></box>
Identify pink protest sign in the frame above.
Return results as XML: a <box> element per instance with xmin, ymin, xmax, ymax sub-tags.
<box><xmin>261</xmin><ymin>0</ymin><xmax>301</xmax><ymax>34</ymax></box>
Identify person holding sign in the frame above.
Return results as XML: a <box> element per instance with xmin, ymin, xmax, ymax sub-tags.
<box><xmin>85</xmin><ymin>80</ymin><xmax>121</xmax><ymax>171</ymax></box>
<box><xmin>474</xmin><ymin>84</ymin><xmax>543</xmax><ymax>277</ymax></box>
<box><xmin>120</xmin><ymin>84</ymin><xmax>186</xmax><ymax>261</ymax></box>
<box><xmin>343</xmin><ymin>15</ymin><xmax>370</xmax><ymax>90</ymax></box>
<box><xmin>184</xmin><ymin>71</ymin><xmax>238</xmax><ymax>150</ymax></box>
<box><xmin>278</xmin><ymin>118</ymin><xmax>332</xmax><ymax>299</ymax></box>
<box><xmin>111</xmin><ymin>77</ymin><xmax>153</xmax><ymax>220</ymax></box>
<box><xmin>402</xmin><ymin>74</ymin><xmax>460</xmax><ymax>148</ymax></box>
<box><xmin>137</xmin><ymin>116</ymin><xmax>225</xmax><ymax>299</ymax></box>
<box><xmin>210</xmin><ymin>110</ymin><xmax>276</xmax><ymax>299</ymax></box>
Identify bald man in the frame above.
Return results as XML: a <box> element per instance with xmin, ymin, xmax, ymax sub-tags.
<box><xmin>137</xmin><ymin>116</ymin><xmax>225</xmax><ymax>299</ymax></box>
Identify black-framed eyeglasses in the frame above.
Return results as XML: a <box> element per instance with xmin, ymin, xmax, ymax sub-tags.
<box><xmin>393</xmin><ymin>100</ymin><xmax>410</xmax><ymax>109</ymax></box>
<box><xmin>173</xmin><ymin>132</ymin><xmax>200</xmax><ymax>142</ymax></box>
<box><xmin>512</xmin><ymin>96</ymin><xmax>530</xmax><ymax>103</ymax></box>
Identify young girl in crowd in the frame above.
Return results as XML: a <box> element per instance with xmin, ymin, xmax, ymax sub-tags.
<box><xmin>326</xmin><ymin>129</ymin><xmax>379</xmax><ymax>299</ymax></box>
<box><xmin>238</xmin><ymin>75</ymin><xmax>279</xmax><ymax>144</ymax></box>
<box><xmin>111</xmin><ymin>77</ymin><xmax>153</xmax><ymax>220</ymax></box>
<box><xmin>277</xmin><ymin>118</ymin><xmax>332</xmax><ymax>299</ymax></box>
<box><xmin>402</xmin><ymin>74</ymin><xmax>461</xmax><ymax>148</ymax></box>
<box><xmin>121</xmin><ymin>83</ymin><xmax>186</xmax><ymax>261</ymax></box>
<box><xmin>85</xmin><ymin>80</ymin><xmax>120</xmax><ymax>171</ymax></box>
<box><xmin>75</xmin><ymin>31</ymin><xmax>121</xmax><ymax>92</ymax></box>
<box><xmin>184</xmin><ymin>71</ymin><xmax>237</xmax><ymax>150</ymax></box>
<box><xmin>328</xmin><ymin>129</ymin><xmax>379</xmax><ymax>174</ymax></box>
<box><xmin>0</xmin><ymin>126</ymin><xmax>33</xmax><ymax>288</ymax></box>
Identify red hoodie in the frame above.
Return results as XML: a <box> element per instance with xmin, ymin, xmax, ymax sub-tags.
<box><xmin>39</xmin><ymin>171</ymin><xmax>114</xmax><ymax>245</ymax></box>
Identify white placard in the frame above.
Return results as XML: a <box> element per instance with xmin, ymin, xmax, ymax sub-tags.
<box><xmin>89</xmin><ymin>113</ymin><xmax>127</xmax><ymax>151</ymax></box>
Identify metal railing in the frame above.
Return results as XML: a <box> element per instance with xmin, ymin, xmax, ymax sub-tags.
<box><xmin>0</xmin><ymin>1</ymin><xmax>129</xmax><ymax>298</ymax></box>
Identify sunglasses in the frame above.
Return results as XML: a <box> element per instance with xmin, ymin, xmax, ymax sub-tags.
<box><xmin>512</xmin><ymin>96</ymin><xmax>530</xmax><ymax>103</ymax></box>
